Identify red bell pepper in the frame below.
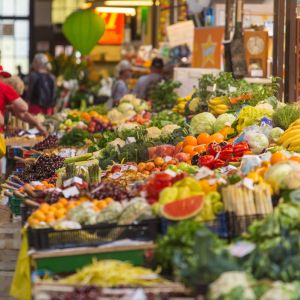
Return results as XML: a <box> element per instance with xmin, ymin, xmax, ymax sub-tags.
<box><xmin>233</xmin><ymin>142</ymin><xmax>250</xmax><ymax>157</ymax></box>
<box><xmin>212</xmin><ymin>159</ymin><xmax>226</xmax><ymax>169</ymax></box>
<box><xmin>198</xmin><ymin>155</ymin><xmax>215</xmax><ymax>169</ymax></box>
<box><xmin>207</xmin><ymin>143</ymin><xmax>222</xmax><ymax>156</ymax></box>
<box><xmin>219</xmin><ymin>144</ymin><xmax>233</xmax><ymax>161</ymax></box>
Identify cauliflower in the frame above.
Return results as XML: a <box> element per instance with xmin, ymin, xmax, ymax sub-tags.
<box><xmin>117</xmin><ymin>122</ymin><xmax>140</xmax><ymax>132</ymax></box>
<box><xmin>260</xmin><ymin>282</ymin><xmax>296</xmax><ymax>300</ymax></box>
<box><xmin>108</xmin><ymin>138</ymin><xmax>126</xmax><ymax>150</ymax></box>
<box><xmin>107</xmin><ymin>109</ymin><xmax>124</xmax><ymax>124</ymax></box>
<box><xmin>120</xmin><ymin>94</ymin><xmax>137</xmax><ymax>103</ymax></box>
<box><xmin>208</xmin><ymin>272</ymin><xmax>255</xmax><ymax>300</ymax></box>
<box><xmin>161</xmin><ymin>124</ymin><xmax>180</xmax><ymax>136</ymax></box>
<box><xmin>123</xmin><ymin>109</ymin><xmax>137</xmax><ymax>119</ymax></box>
<box><xmin>146</xmin><ymin>127</ymin><xmax>162</xmax><ymax>139</ymax></box>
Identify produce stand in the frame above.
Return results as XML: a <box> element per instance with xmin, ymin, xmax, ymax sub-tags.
<box><xmin>31</xmin><ymin>242</ymin><xmax>155</xmax><ymax>274</ymax></box>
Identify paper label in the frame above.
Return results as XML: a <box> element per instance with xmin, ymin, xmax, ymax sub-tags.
<box><xmin>260</xmin><ymin>117</ymin><xmax>273</xmax><ymax>127</ymax></box>
<box><xmin>251</xmin><ymin>69</ymin><xmax>263</xmax><ymax>77</ymax></box>
<box><xmin>164</xmin><ymin>156</ymin><xmax>173</xmax><ymax>162</ymax></box>
<box><xmin>229</xmin><ymin>241</ymin><xmax>256</xmax><ymax>257</ymax></box>
<box><xmin>111</xmin><ymin>172</ymin><xmax>122</xmax><ymax>179</ymax></box>
<box><xmin>229</xmin><ymin>85</ymin><xmax>237</xmax><ymax>93</ymax></box>
<box><xmin>63</xmin><ymin>177</ymin><xmax>83</xmax><ymax>188</ymax></box>
<box><xmin>30</xmin><ymin>181</ymin><xmax>42</xmax><ymax>186</ymax></box>
<box><xmin>27</xmin><ymin>128</ymin><xmax>40</xmax><ymax>135</ymax></box>
<box><xmin>194</xmin><ymin>167</ymin><xmax>214</xmax><ymax>180</ymax></box>
<box><xmin>220</xmin><ymin>165</ymin><xmax>237</xmax><ymax>175</ymax></box>
<box><xmin>164</xmin><ymin>169</ymin><xmax>177</xmax><ymax>177</ymax></box>
<box><xmin>62</xmin><ymin>186</ymin><xmax>80</xmax><ymax>198</ymax></box>
<box><xmin>207</xmin><ymin>84</ymin><xmax>216</xmax><ymax>92</ymax></box>
<box><xmin>126</xmin><ymin>137</ymin><xmax>136</xmax><ymax>144</ymax></box>
<box><xmin>243</xmin><ymin>178</ymin><xmax>254</xmax><ymax>190</ymax></box>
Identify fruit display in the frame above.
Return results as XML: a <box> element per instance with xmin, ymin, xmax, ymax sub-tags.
<box><xmin>11</xmin><ymin>70</ymin><xmax>300</xmax><ymax>300</ymax></box>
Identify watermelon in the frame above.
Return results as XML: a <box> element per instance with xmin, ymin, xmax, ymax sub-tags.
<box><xmin>161</xmin><ymin>195</ymin><xmax>204</xmax><ymax>221</ymax></box>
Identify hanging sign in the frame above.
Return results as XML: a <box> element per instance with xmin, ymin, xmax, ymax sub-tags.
<box><xmin>96</xmin><ymin>13</ymin><xmax>125</xmax><ymax>45</ymax></box>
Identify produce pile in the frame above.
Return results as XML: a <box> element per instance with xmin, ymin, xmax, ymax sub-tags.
<box><xmin>9</xmin><ymin>72</ymin><xmax>300</xmax><ymax>298</ymax></box>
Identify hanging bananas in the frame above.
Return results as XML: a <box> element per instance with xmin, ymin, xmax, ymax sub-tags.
<box><xmin>277</xmin><ymin>119</ymin><xmax>300</xmax><ymax>151</ymax></box>
<box><xmin>208</xmin><ymin>96</ymin><xmax>230</xmax><ymax>116</ymax></box>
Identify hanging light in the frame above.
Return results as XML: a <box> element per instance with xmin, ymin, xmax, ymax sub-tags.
<box><xmin>95</xmin><ymin>6</ymin><xmax>136</xmax><ymax>16</ymax></box>
<box><xmin>104</xmin><ymin>1</ymin><xmax>154</xmax><ymax>6</ymax></box>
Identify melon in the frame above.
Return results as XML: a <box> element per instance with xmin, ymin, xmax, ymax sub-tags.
<box><xmin>161</xmin><ymin>195</ymin><xmax>204</xmax><ymax>221</ymax></box>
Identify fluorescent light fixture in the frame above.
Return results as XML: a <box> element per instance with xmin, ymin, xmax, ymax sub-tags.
<box><xmin>95</xmin><ymin>6</ymin><xmax>136</xmax><ymax>15</ymax></box>
<box><xmin>104</xmin><ymin>1</ymin><xmax>153</xmax><ymax>6</ymax></box>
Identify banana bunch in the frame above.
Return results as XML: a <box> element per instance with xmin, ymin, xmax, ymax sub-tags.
<box><xmin>208</xmin><ymin>96</ymin><xmax>229</xmax><ymax>115</ymax></box>
<box><xmin>173</xmin><ymin>95</ymin><xmax>191</xmax><ymax>114</ymax></box>
<box><xmin>277</xmin><ymin>119</ymin><xmax>300</xmax><ymax>151</ymax></box>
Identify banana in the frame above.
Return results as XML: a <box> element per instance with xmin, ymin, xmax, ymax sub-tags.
<box><xmin>208</xmin><ymin>98</ymin><xmax>227</xmax><ymax>105</ymax></box>
<box><xmin>213</xmin><ymin>104</ymin><xmax>229</xmax><ymax>110</ymax></box>
<box><xmin>285</xmin><ymin>125</ymin><xmax>300</xmax><ymax>132</ymax></box>
<box><xmin>282</xmin><ymin>135</ymin><xmax>300</xmax><ymax>148</ymax></box>
<box><xmin>286</xmin><ymin>137</ymin><xmax>300</xmax><ymax>147</ymax></box>
<box><xmin>280</xmin><ymin>129</ymin><xmax>300</xmax><ymax>142</ymax></box>
<box><xmin>290</xmin><ymin>120</ymin><xmax>300</xmax><ymax>127</ymax></box>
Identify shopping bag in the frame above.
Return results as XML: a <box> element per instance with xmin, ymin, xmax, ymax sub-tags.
<box><xmin>10</xmin><ymin>228</ymin><xmax>31</xmax><ymax>300</ymax></box>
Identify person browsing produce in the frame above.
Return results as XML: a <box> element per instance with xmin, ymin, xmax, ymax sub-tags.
<box><xmin>134</xmin><ymin>57</ymin><xmax>164</xmax><ymax>100</ymax></box>
<box><xmin>27</xmin><ymin>53</ymin><xmax>56</xmax><ymax>115</ymax></box>
<box><xmin>111</xmin><ymin>60</ymin><xmax>132</xmax><ymax>105</ymax></box>
<box><xmin>0</xmin><ymin>65</ymin><xmax>47</xmax><ymax>134</ymax></box>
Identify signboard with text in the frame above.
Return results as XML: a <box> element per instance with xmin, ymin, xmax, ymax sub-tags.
<box><xmin>96</xmin><ymin>13</ymin><xmax>125</xmax><ymax>45</ymax></box>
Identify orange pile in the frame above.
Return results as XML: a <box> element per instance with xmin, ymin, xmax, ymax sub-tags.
<box><xmin>176</xmin><ymin>133</ymin><xmax>225</xmax><ymax>156</ymax></box>
<box><xmin>28</xmin><ymin>197</ymin><xmax>113</xmax><ymax>226</ymax></box>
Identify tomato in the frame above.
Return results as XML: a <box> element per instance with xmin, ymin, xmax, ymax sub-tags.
<box><xmin>233</xmin><ymin>142</ymin><xmax>250</xmax><ymax>157</ymax></box>
<box><xmin>219</xmin><ymin>144</ymin><xmax>233</xmax><ymax>161</ymax></box>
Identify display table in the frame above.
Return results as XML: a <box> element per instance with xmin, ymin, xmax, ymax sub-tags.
<box><xmin>30</xmin><ymin>242</ymin><xmax>155</xmax><ymax>274</ymax></box>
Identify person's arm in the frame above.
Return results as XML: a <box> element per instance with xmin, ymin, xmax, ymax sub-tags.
<box><xmin>10</xmin><ymin>98</ymin><xmax>47</xmax><ymax>135</ymax></box>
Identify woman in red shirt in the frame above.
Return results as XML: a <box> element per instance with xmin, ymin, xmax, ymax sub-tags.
<box><xmin>0</xmin><ymin>66</ymin><xmax>46</xmax><ymax>134</ymax></box>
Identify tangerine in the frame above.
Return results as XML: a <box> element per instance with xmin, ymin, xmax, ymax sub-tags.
<box><xmin>290</xmin><ymin>156</ymin><xmax>300</xmax><ymax>164</ymax></box>
<box><xmin>183</xmin><ymin>145</ymin><xmax>195</xmax><ymax>155</ymax></box>
<box><xmin>28</xmin><ymin>217</ymin><xmax>40</xmax><ymax>226</ymax></box>
<box><xmin>197</xmin><ymin>133</ymin><xmax>211</xmax><ymax>145</ymax></box>
<box><xmin>183</xmin><ymin>135</ymin><xmax>198</xmax><ymax>146</ymax></box>
<box><xmin>210</xmin><ymin>133</ymin><xmax>224</xmax><ymax>143</ymax></box>
<box><xmin>33</xmin><ymin>210</ymin><xmax>46</xmax><ymax>222</ymax></box>
<box><xmin>271</xmin><ymin>152</ymin><xmax>288</xmax><ymax>165</ymax></box>
<box><xmin>40</xmin><ymin>203</ymin><xmax>50</xmax><ymax>213</ymax></box>
<box><xmin>175</xmin><ymin>141</ymin><xmax>184</xmax><ymax>153</ymax></box>
<box><xmin>194</xmin><ymin>145</ymin><xmax>207</xmax><ymax>153</ymax></box>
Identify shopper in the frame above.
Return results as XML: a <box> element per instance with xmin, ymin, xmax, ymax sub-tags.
<box><xmin>0</xmin><ymin>66</ymin><xmax>46</xmax><ymax>134</ymax></box>
<box><xmin>134</xmin><ymin>57</ymin><xmax>164</xmax><ymax>100</ymax></box>
<box><xmin>111</xmin><ymin>60</ymin><xmax>132</xmax><ymax>105</ymax></box>
<box><xmin>27</xmin><ymin>53</ymin><xmax>56</xmax><ymax>115</ymax></box>
<box><xmin>16</xmin><ymin>65</ymin><xmax>25</xmax><ymax>81</ymax></box>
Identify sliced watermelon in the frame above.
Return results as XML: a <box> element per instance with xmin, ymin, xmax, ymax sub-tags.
<box><xmin>161</xmin><ymin>195</ymin><xmax>204</xmax><ymax>221</ymax></box>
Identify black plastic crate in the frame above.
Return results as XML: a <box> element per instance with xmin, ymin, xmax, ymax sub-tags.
<box><xmin>21</xmin><ymin>204</ymin><xmax>37</xmax><ymax>225</ymax></box>
<box><xmin>226</xmin><ymin>213</ymin><xmax>264</xmax><ymax>238</ymax></box>
<box><xmin>28</xmin><ymin>218</ymin><xmax>161</xmax><ymax>250</ymax></box>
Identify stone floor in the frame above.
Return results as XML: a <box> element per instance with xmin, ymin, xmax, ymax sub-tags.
<box><xmin>0</xmin><ymin>221</ymin><xmax>21</xmax><ymax>299</ymax></box>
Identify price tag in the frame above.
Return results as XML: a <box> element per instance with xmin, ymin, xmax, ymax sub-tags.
<box><xmin>164</xmin><ymin>156</ymin><xmax>173</xmax><ymax>162</ymax></box>
<box><xmin>206</xmin><ymin>84</ymin><xmax>216</xmax><ymax>92</ymax></box>
<box><xmin>251</xmin><ymin>69</ymin><xmax>263</xmax><ymax>77</ymax></box>
<box><xmin>126</xmin><ymin>137</ymin><xmax>136</xmax><ymax>144</ymax></box>
<box><xmin>194</xmin><ymin>167</ymin><xmax>214</xmax><ymax>180</ymax></box>
<box><xmin>164</xmin><ymin>169</ymin><xmax>177</xmax><ymax>177</ymax></box>
<box><xmin>30</xmin><ymin>181</ymin><xmax>42</xmax><ymax>186</ymax></box>
<box><xmin>26</xmin><ymin>128</ymin><xmax>40</xmax><ymax>135</ymax></box>
<box><xmin>260</xmin><ymin>117</ymin><xmax>272</xmax><ymax>127</ymax></box>
<box><xmin>220</xmin><ymin>165</ymin><xmax>237</xmax><ymax>175</ymax></box>
<box><xmin>63</xmin><ymin>177</ymin><xmax>83</xmax><ymax>188</ymax></box>
<box><xmin>229</xmin><ymin>85</ymin><xmax>237</xmax><ymax>93</ymax></box>
<box><xmin>243</xmin><ymin>178</ymin><xmax>254</xmax><ymax>190</ymax></box>
<box><xmin>111</xmin><ymin>172</ymin><xmax>122</xmax><ymax>179</ymax></box>
<box><xmin>229</xmin><ymin>241</ymin><xmax>256</xmax><ymax>257</ymax></box>
<box><xmin>62</xmin><ymin>186</ymin><xmax>80</xmax><ymax>198</ymax></box>
<box><xmin>18</xmin><ymin>131</ymin><xmax>25</xmax><ymax>136</ymax></box>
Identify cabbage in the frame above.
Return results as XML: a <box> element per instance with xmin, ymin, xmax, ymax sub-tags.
<box><xmin>120</xmin><ymin>94</ymin><xmax>136</xmax><ymax>103</ymax></box>
<box><xmin>213</xmin><ymin>113</ymin><xmax>236</xmax><ymax>133</ymax></box>
<box><xmin>118</xmin><ymin>102</ymin><xmax>134</xmax><ymax>113</ymax></box>
<box><xmin>269</xmin><ymin>127</ymin><xmax>284</xmax><ymax>143</ymax></box>
<box><xmin>123</xmin><ymin>110</ymin><xmax>136</xmax><ymax>119</ymax></box>
<box><xmin>190</xmin><ymin>112</ymin><xmax>216</xmax><ymax>135</ymax></box>
<box><xmin>146</xmin><ymin>127</ymin><xmax>162</xmax><ymax>139</ymax></box>
<box><xmin>117</xmin><ymin>122</ymin><xmax>140</xmax><ymax>132</ymax></box>
<box><xmin>245</xmin><ymin>132</ymin><xmax>269</xmax><ymax>154</ymax></box>
<box><xmin>264</xmin><ymin>161</ymin><xmax>296</xmax><ymax>192</ymax></box>
<box><xmin>135</xmin><ymin>102</ymin><xmax>150</xmax><ymax>113</ymax></box>
<box><xmin>161</xmin><ymin>124</ymin><xmax>180</xmax><ymax>136</ymax></box>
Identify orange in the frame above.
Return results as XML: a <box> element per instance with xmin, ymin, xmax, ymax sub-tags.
<box><xmin>59</xmin><ymin>198</ymin><xmax>68</xmax><ymax>206</ymax></box>
<box><xmin>175</xmin><ymin>141</ymin><xmax>184</xmax><ymax>153</ymax></box>
<box><xmin>194</xmin><ymin>145</ymin><xmax>207</xmax><ymax>153</ymax></box>
<box><xmin>28</xmin><ymin>217</ymin><xmax>40</xmax><ymax>226</ymax></box>
<box><xmin>55</xmin><ymin>208</ymin><xmax>66</xmax><ymax>219</ymax></box>
<box><xmin>40</xmin><ymin>203</ymin><xmax>50</xmax><ymax>213</ymax></box>
<box><xmin>183</xmin><ymin>136</ymin><xmax>198</xmax><ymax>146</ymax></box>
<box><xmin>97</xmin><ymin>201</ymin><xmax>107</xmax><ymax>209</ymax></box>
<box><xmin>290</xmin><ymin>156</ymin><xmax>300</xmax><ymax>164</ymax></box>
<box><xmin>33</xmin><ymin>210</ymin><xmax>46</xmax><ymax>222</ymax></box>
<box><xmin>197</xmin><ymin>133</ymin><xmax>211</xmax><ymax>145</ymax></box>
<box><xmin>104</xmin><ymin>198</ymin><xmax>113</xmax><ymax>204</ymax></box>
<box><xmin>183</xmin><ymin>145</ymin><xmax>195</xmax><ymax>155</ymax></box>
<box><xmin>53</xmin><ymin>202</ymin><xmax>64</xmax><ymax>209</ymax></box>
<box><xmin>45</xmin><ymin>216</ymin><xmax>55</xmax><ymax>224</ymax></box>
<box><xmin>271</xmin><ymin>152</ymin><xmax>288</xmax><ymax>165</ymax></box>
<box><xmin>210</xmin><ymin>133</ymin><xmax>224</xmax><ymax>143</ymax></box>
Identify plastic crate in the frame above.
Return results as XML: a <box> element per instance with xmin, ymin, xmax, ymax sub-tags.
<box><xmin>8</xmin><ymin>196</ymin><xmax>22</xmax><ymax>216</ymax></box>
<box><xmin>28</xmin><ymin>218</ymin><xmax>161</xmax><ymax>250</ymax></box>
<box><xmin>226</xmin><ymin>213</ymin><xmax>264</xmax><ymax>238</ymax></box>
<box><xmin>161</xmin><ymin>213</ymin><xmax>229</xmax><ymax>239</ymax></box>
<box><xmin>21</xmin><ymin>205</ymin><xmax>36</xmax><ymax>225</ymax></box>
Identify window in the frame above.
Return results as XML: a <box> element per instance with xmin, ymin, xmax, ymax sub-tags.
<box><xmin>0</xmin><ymin>0</ymin><xmax>30</xmax><ymax>74</ymax></box>
<box><xmin>52</xmin><ymin>0</ymin><xmax>85</xmax><ymax>24</ymax></box>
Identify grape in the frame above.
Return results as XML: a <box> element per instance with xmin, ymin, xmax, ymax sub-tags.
<box><xmin>33</xmin><ymin>135</ymin><xmax>59</xmax><ymax>151</ymax></box>
<box><xmin>19</xmin><ymin>155</ymin><xmax>64</xmax><ymax>183</ymax></box>
<box><xmin>90</xmin><ymin>182</ymin><xmax>132</xmax><ymax>201</ymax></box>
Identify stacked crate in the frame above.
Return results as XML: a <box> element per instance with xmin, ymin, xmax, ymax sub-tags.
<box><xmin>0</xmin><ymin>222</ymin><xmax>21</xmax><ymax>299</ymax></box>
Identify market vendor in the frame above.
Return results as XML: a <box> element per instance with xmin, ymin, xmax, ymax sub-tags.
<box><xmin>111</xmin><ymin>60</ymin><xmax>132</xmax><ymax>105</ymax></box>
<box><xmin>134</xmin><ymin>57</ymin><xmax>164</xmax><ymax>100</ymax></box>
<box><xmin>0</xmin><ymin>66</ymin><xmax>47</xmax><ymax>134</ymax></box>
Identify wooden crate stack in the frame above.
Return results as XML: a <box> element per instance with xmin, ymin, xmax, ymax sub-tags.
<box><xmin>0</xmin><ymin>222</ymin><xmax>21</xmax><ymax>299</ymax></box>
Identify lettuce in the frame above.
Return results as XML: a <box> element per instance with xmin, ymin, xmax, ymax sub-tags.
<box><xmin>213</xmin><ymin>113</ymin><xmax>236</xmax><ymax>133</ymax></box>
